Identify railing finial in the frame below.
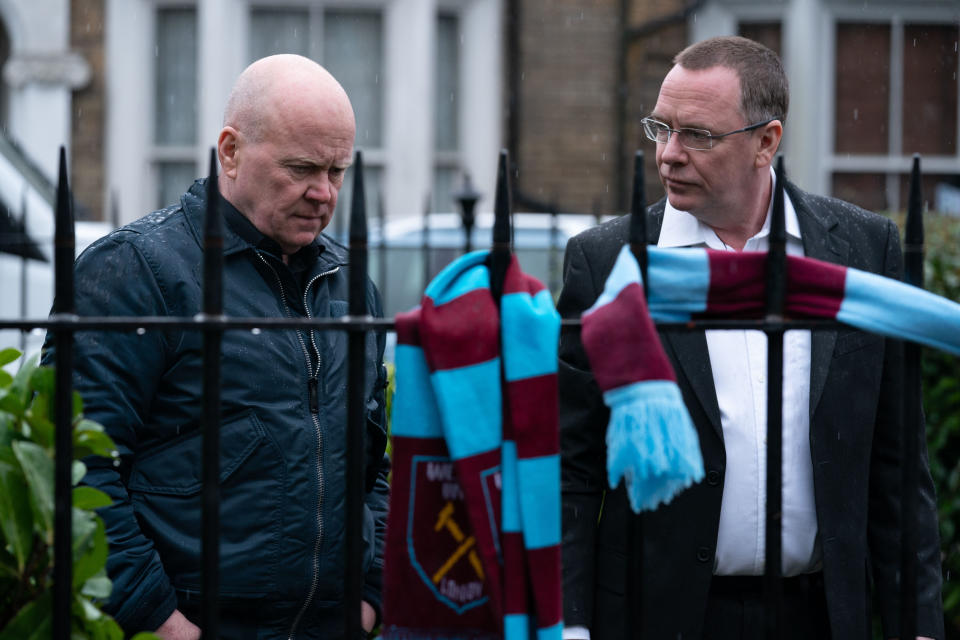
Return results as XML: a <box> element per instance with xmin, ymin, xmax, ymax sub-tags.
<box><xmin>490</xmin><ymin>149</ymin><xmax>512</xmax><ymax>303</ymax></box>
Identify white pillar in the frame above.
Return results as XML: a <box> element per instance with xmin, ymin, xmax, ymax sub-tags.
<box><xmin>689</xmin><ymin>3</ymin><xmax>736</xmax><ymax>44</ymax></box>
<box><xmin>783</xmin><ymin>0</ymin><xmax>823</xmax><ymax>193</ymax></box>
<box><xmin>105</xmin><ymin>0</ymin><xmax>152</xmax><ymax>224</ymax></box>
<box><xmin>384</xmin><ymin>0</ymin><xmax>436</xmax><ymax>219</ymax></box>
<box><xmin>460</xmin><ymin>0</ymin><xmax>502</xmax><ymax>211</ymax></box>
<box><xmin>198</xmin><ymin>0</ymin><xmax>244</xmax><ymax>168</ymax></box>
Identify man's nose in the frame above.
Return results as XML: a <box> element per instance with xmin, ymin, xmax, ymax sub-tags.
<box><xmin>305</xmin><ymin>173</ymin><xmax>333</xmax><ymax>203</ymax></box>
<box><xmin>658</xmin><ymin>131</ymin><xmax>688</xmax><ymax>164</ymax></box>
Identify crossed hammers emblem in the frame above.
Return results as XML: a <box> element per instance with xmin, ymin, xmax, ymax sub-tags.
<box><xmin>431</xmin><ymin>501</ymin><xmax>485</xmax><ymax>584</ymax></box>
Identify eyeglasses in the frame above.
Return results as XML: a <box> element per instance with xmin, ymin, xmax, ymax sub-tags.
<box><xmin>641</xmin><ymin>117</ymin><xmax>777</xmax><ymax>151</ymax></box>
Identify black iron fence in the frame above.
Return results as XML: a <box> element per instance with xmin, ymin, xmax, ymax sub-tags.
<box><xmin>0</xmin><ymin>146</ymin><xmax>930</xmax><ymax>639</ymax></box>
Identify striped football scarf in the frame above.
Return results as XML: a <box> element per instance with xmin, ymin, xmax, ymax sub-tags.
<box><xmin>383</xmin><ymin>251</ymin><xmax>562</xmax><ymax>640</ymax></box>
<box><xmin>584</xmin><ymin>244</ymin><xmax>960</xmax><ymax>514</ymax></box>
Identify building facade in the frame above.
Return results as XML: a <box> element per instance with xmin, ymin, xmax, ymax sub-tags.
<box><xmin>0</xmin><ymin>0</ymin><xmax>957</xmax><ymax>229</ymax></box>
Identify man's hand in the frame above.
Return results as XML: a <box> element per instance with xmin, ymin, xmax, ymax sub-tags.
<box><xmin>155</xmin><ymin>609</ymin><xmax>201</xmax><ymax>640</ymax></box>
<box><xmin>361</xmin><ymin>600</ymin><xmax>377</xmax><ymax>633</ymax></box>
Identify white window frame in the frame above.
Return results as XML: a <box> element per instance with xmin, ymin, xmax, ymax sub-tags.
<box><xmin>106</xmin><ymin>0</ymin><xmax>501</xmax><ymax>226</ymax></box>
<box><xmin>694</xmin><ymin>0</ymin><xmax>960</xmax><ymax>207</ymax></box>
<box><xmin>824</xmin><ymin>3</ymin><xmax>960</xmax><ymax>210</ymax></box>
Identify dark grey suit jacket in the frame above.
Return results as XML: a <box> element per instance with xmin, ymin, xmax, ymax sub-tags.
<box><xmin>557</xmin><ymin>182</ymin><xmax>943</xmax><ymax>639</ymax></box>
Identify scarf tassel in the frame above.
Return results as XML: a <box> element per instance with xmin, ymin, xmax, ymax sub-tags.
<box><xmin>604</xmin><ymin>380</ymin><xmax>705</xmax><ymax>513</ymax></box>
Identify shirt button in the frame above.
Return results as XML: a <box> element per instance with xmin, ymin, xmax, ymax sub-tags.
<box><xmin>697</xmin><ymin>546</ymin><xmax>712</xmax><ymax>563</ymax></box>
<box><xmin>706</xmin><ymin>469</ymin><xmax>721</xmax><ymax>486</ymax></box>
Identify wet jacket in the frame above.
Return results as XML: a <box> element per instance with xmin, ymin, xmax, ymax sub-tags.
<box><xmin>48</xmin><ymin>180</ymin><xmax>389</xmax><ymax>638</ymax></box>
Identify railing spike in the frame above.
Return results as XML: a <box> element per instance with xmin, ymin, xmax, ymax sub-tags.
<box><xmin>52</xmin><ymin>145</ymin><xmax>75</xmax><ymax>640</ymax></box>
<box><xmin>490</xmin><ymin>149</ymin><xmax>512</xmax><ymax>303</ymax></box>
<box><xmin>345</xmin><ymin>148</ymin><xmax>368</xmax><ymax>639</ymax></box>
<box><xmin>899</xmin><ymin>153</ymin><xmax>923</xmax><ymax>640</ymax></box>
<box><xmin>767</xmin><ymin>154</ymin><xmax>787</xmax><ymax>315</ymax></box>
<box><xmin>201</xmin><ymin>147</ymin><xmax>222</xmax><ymax>640</ymax></box>
<box><xmin>629</xmin><ymin>150</ymin><xmax>648</xmax><ymax>293</ymax></box>
<box><xmin>904</xmin><ymin>154</ymin><xmax>924</xmax><ymax>289</ymax></box>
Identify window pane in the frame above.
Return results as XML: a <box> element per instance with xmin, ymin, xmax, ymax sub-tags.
<box><xmin>324</xmin><ymin>11</ymin><xmax>383</xmax><ymax>148</ymax></box>
<box><xmin>899</xmin><ymin>172</ymin><xmax>960</xmax><ymax>212</ymax></box>
<box><xmin>157</xmin><ymin>162</ymin><xmax>196</xmax><ymax>209</ymax></box>
<box><xmin>835</xmin><ymin>23</ymin><xmax>890</xmax><ymax>154</ymax></box>
<box><xmin>250</xmin><ymin>8</ymin><xmax>310</xmax><ymax>60</ymax></box>
<box><xmin>433</xmin><ymin>167</ymin><xmax>458</xmax><ymax>213</ymax></box>
<box><xmin>831</xmin><ymin>172</ymin><xmax>887</xmax><ymax>212</ymax></box>
<box><xmin>738</xmin><ymin>22</ymin><xmax>781</xmax><ymax>57</ymax></box>
<box><xmin>902</xmin><ymin>24</ymin><xmax>958</xmax><ymax>156</ymax></box>
<box><xmin>155</xmin><ymin>8</ymin><xmax>197</xmax><ymax>145</ymax></box>
<box><xmin>330</xmin><ymin>165</ymin><xmax>383</xmax><ymax>238</ymax></box>
<box><xmin>436</xmin><ymin>14</ymin><xmax>460</xmax><ymax>152</ymax></box>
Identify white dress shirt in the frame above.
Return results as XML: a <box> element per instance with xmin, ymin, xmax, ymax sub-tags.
<box><xmin>563</xmin><ymin>170</ymin><xmax>819</xmax><ymax>640</ymax></box>
<box><xmin>657</xmin><ymin>169</ymin><xmax>820</xmax><ymax>577</ymax></box>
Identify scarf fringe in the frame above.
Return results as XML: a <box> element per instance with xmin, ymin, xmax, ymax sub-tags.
<box><xmin>604</xmin><ymin>380</ymin><xmax>705</xmax><ymax>513</ymax></box>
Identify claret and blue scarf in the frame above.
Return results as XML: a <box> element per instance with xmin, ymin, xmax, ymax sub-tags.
<box><xmin>383</xmin><ymin>240</ymin><xmax>960</xmax><ymax>638</ymax></box>
<box><xmin>583</xmin><ymin>243</ymin><xmax>960</xmax><ymax>514</ymax></box>
<box><xmin>384</xmin><ymin>251</ymin><xmax>563</xmax><ymax>640</ymax></box>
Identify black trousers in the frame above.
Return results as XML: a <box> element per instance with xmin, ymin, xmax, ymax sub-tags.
<box><xmin>702</xmin><ymin>573</ymin><xmax>831</xmax><ymax>640</ymax></box>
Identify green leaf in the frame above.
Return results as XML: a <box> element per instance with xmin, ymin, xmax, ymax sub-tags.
<box><xmin>73</xmin><ymin>460</ymin><xmax>88</xmax><ymax>486</ymax></box>
<box><xmin>73</xmin><ymin>509</ymin><xmax>107</xmax><ymax>587</ymax></box>
<box><xmin>80</xmin><ymin>572</ymin><xmax>112</xmax><ymax>599</ymax></box>
<box><xmin>0</xmin><ymin>369</ymin><xmax>12</xmax><ymax>388</ymax></box>
<box><xmin>74</xmin><ymin>422</ymin><xmax>117</xmax><ymax>461</ymax></box>
<box><xmin>94</xmin><ymin>618</ymin><xmax>125</xmax><ymax>640</ymax></box>
<box><xmin>77</xmin><ymin>616</ymin><xmax>124</xmax><ymax>640</ymax></box>
<box><xmin>28</xmin><ymin>366</ymin><xmax>54</xmax><ymax>398</ymax></box>
<box><xmin>0</xmin><ymin>460</ymin><xmax>34</xmax><ymax>571</ymax></box>
<box><xmin>0</xmin><ymin>391</ymin><xmax>24</xmax><ymax>420</ymax></box>
<box><xmin>0</xmin><ymin>590</ymin><xmax>52</xmax><ymax>640</ymax></box>
<box><xmin>0</xmin><ymin>348</ymin><xmax>21</xmax><ymax>368</ymax></box>
<box><xmin>76</xmin><ymin>594</ymin><xmax>103</xmax><ymax>621</ymax></box>
<box><xmin>9</xmin><ymin>354</ymin><xmax>38</xmax><ymax>412</ymax></box>
<box><xmin>23</xmin><ymin>410</ymin><xmax>54</xmax><ymax>451</ymax></box>
<box><xmin>73</xmin><ymin>486</ymin><xmax>112</xmax><ymax>510</ymax></box>
<box><xmin>11</xmin><ymin>440</ymin><xmax>54</xmax><ymax>535</ymax></box>
<box><xmin>130</xmin><ymin>633</ymin><xmax>162</xmax><ymax>640</ymax></box>
<box><xmin>73</xmin><ymin>391</ymin><xmax>84</xmax><ymax>419</ymax></box>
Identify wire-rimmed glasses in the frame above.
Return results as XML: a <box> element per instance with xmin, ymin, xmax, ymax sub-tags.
<box><xmin>641</xmin><ymin>117</ymin><xmax>777</xmax><ymax>151</ymax></box>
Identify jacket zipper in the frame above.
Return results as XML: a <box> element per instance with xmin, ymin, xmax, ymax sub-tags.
<box><xmin>287</xmin><ymin>266</ymin><xmax>339</xmax><ymax>640</ymax></box>
<box><xmin>254</xmin><ymin>251</ymin><xmax>341</xmax><ymax>639</ymax></box>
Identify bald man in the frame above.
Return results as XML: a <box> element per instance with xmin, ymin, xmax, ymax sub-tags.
<box><xmin>50</xmin><ymin>55</ymin><xmax>389</xmax><ymax>639</ymax></box>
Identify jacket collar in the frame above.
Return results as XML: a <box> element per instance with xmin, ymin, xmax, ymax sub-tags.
<box><xmin>785</xmin><ymin>182</ymin><xmax>848</xmax><ymax>417</ymax></box>
<box><xmin>181</xmin><ymin>179</ymin><xmax>348</xmax><ymax>273</ymax></box>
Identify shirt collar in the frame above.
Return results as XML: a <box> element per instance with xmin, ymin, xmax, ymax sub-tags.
<box><xmin>658</xmin><ymin>166</ymin><xmax>801</xmax><ymax>249</ymax></box>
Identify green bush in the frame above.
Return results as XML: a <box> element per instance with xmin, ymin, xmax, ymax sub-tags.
<box><xmin>0</xmin><ymin>348</ymin><xmax>156</xmax><ymax>640</ymax></box>
<box><xmin>918</xmin><ymin>215</ymin><xmax>960</xmax><ymax>635</ymax></box>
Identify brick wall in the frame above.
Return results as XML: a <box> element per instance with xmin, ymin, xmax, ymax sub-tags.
<box><xmin>70</xmin><ymin>0</ymin><xmax>106</xmax><ymax>222</ymax></box>
<box><xmin>513</xmin><ymin>0</ymin><xmax>689</xmax><ymax>215</ymax></box>
<box><xmin>624</xmin><ymin>18</ymin><xmax>687</xmax><ymax>207</ymax></box>
<box><xmin>512</xmin><ymin>0</ymin><xmax>621</xmax><ymax>214</ymax></box>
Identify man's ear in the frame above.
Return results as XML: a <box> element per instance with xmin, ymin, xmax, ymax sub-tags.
<box><xmin>218</xmin><ymin>127</ymin><xmax>240</xmax><ymax>178</ymax></box>
<box><xmin>755</xmin><ymin>120</ymin><xmax>783</xmax><ymax>169</ymax></box>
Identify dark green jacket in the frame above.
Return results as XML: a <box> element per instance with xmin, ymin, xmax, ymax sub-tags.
<box><xmin>46</xmin><ymin>180</ymin><xmax>389</xmax><ymax>638</ymax></box>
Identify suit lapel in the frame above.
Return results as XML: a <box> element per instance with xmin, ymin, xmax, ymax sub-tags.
<box><xmin>646</xmin><ymin>202</ymin><xmax>723</xmax><ymax>438</ymax></box>
<box><xmin>788</xmin><ymin>183</ymin><xmax>849</xmax><ymax>416</ymax></box>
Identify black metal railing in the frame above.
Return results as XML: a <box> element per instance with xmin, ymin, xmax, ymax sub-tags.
<box><xmin>0</xmin><ymin>146</ymin><xmax>928</xmax><ymax>640</ymax></box>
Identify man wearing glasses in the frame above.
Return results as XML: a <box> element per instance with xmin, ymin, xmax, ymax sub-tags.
<box><xmin>557</xmin><ymin>36</ymin><xmax>943</xmax><ymax>639</ymax></box>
